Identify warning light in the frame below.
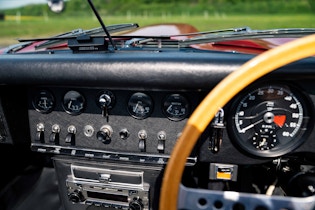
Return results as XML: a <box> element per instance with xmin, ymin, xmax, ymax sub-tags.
<box><xmin>210</xmin><ymin>163</ymin><xmax>238</xmax><ymax>181</ymax></box>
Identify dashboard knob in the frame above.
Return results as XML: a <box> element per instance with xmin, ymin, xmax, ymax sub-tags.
<box><xmin>97</xmin><ymin>125</ymin><xmax>113</xmax><ymax>144</ymax></box>
<box><xmin>129</xmin><ymin>198</ymin><xmax>144</xmax><ymax>210</ymax></box>
<box><xmin>68</xmin><ymin>190</ymin><xmax>84</xmax><ymax>203</ymax></box>
<box><xmin>119</xmin><ymin>128</ymin><xmax>130</xmax><ymax>140</ymax></box>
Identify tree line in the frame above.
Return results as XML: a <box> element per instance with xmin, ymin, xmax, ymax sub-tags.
<box><xmin>1</xmin><ymin>0</ymin><xmax>315</xmax><ymax>16</ymax></box>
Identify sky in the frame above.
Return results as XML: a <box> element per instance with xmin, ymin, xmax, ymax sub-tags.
<box><xmin>0</xmin><ymin>0</ymin><xmax>47</xmax><ymax>10</ymax></box>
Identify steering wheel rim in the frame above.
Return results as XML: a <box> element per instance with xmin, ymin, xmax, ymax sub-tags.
<box><xmin>159</xmin><ymin>34</ymin><xmax>315</xmax><ymax>210</ymax></box>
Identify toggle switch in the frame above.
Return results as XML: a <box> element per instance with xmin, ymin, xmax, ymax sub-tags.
<box><xmin>65</xmin><ymin>125</ymin><xmax>76</xmax><ymax>145</ymax></box>
<box><xmin>35</xmin><ymin>123</ymin><xmax>45</xmax><ymax>143</ymax></box>
<box><xmin>138</xmin><ymin>130</ymin><xmax>147</xmax><ymax>152</ymax></box>
<box><xmin>49</xmin><ymin>124</ymin><xmax>60</xmax><ymax>145</ymax></box>
<box><xmin>157</xmin><ymin>131</ymin><xmax>166</xmax><ymax>153</ymax></box>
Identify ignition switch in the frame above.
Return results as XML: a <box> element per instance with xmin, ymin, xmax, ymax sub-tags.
<box><xmin>97</xmin><ymin>90</ymin><xmax>115</xmax><ymax>122</ymax></box>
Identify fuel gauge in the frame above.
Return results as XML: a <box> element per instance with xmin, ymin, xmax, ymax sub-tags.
<box><xmin>62</xmin><ymin>90</ymin><xmax>85</xmax><ymax>115</ymax></box>
<box><xmin>163</xmin><ymin>94</ymin><xmax>190</xmax><ymax>121</ymax></box>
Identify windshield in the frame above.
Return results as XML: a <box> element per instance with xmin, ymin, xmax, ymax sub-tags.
<box><xmin>0</xmin><ymin>0</ymin><xmax>315</xmax><ymax>48</ymax></box>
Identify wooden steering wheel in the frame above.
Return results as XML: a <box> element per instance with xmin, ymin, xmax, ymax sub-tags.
<box><xmin>159</xmin><ymin>34</ymin><xmax>315</xmax><ymax>210</ymax></box>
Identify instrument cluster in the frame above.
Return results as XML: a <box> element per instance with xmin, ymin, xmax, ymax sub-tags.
<box><xmin>28</xmin><ymin>80</ymin><xmax>315</xmax><ymax>164</ymax></box>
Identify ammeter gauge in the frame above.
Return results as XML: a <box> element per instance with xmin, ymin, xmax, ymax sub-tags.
<box><xmin>32</xmin><ymin>89</ymin><xmax>55</xmax><ymax>113</ymax></box>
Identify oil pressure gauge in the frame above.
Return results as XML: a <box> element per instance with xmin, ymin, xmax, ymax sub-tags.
<box><xmin>229</xmin><ymin>84</ymin><xmax>310</xmax><ymax>157</ymax></box>
<box><xmin>163</xmin><ymin>94</ymin><xmax>190</xmax><ymax>121</ymax></box>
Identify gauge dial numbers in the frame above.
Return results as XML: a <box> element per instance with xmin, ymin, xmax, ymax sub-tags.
<box><xmin>229</xmin><ymin>85</ymin><xmax>310</xmax><ymax>157</ymax></box>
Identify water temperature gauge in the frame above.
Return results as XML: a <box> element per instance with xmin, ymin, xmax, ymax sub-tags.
<box><xmin>163</xmin><ymin>94</ymin><xmax>190</xmax><ymax>121</ymax></box>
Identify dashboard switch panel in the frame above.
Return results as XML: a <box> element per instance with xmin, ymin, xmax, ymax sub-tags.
<box><xmin>28</xmin><ymin>87</ymin><xmax>200</xmax><ymax>163</ymax></box>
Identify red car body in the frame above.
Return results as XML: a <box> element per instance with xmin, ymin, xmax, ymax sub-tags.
<box><xmin>0</xmin><ymin>23</ymin><xmax>298</xmax><ymax>55</ymax></box>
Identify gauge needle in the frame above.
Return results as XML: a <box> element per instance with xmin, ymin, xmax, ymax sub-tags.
<box><xmin>274</xmin><ymin>115</ymin><xmax>286</xmax><ymax>127</ymax></box>
<box><xmin>133</xmin><ymin>103</ymin><xmax>139</xmax><ymax>112</ymax></box>
<box><xmin>239</xmin><ymin>119</ymin><xmax>264</xmax><ymax>133</ymax></box>
<box><xmin>259</xmin><ymin>138</ymin><xmax>266</xmax><ymax>147</ymax></box>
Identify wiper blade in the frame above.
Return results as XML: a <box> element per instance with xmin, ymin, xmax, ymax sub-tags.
<box><xmin>1</xmin><ymin>41</ymin><xmax>33</xmax><ymax>54</ymax></box>
<box><xmin>180</xmin><ymin>27</ymin><xmax>315</xmax><ymax>46</ymax></box>
<box><xmin>17</xmin><ymin>23</ymin><xmax>139</xmax><ymax>49</ymax></box>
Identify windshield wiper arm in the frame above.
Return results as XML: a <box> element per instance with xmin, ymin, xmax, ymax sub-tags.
<box><xmin>17</xmin><ymin>23</ymin><xmax>138</xmax><ymax>50</ymax></box>
<box><xmin>87</xmin><ymin>0</ymin><xmax>116</xmax><ymax>50</ymax></box>
<box><xmin>180</xmin><ymin>27</ymin><xmax>315</xmax><ymax>47</ymax></box>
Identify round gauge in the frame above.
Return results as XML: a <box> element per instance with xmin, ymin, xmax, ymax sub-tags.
<box><xmin>127</xmin><ymin>92</ymin><xmax>153</xmax><ymax>119</ymax></box>
<box><xmin>62</xmin><ymin>90</ymin><xmax>85</xmax><ymax>115</ymax></box>
<box><xmin>33</xmin><ymin>89</ymin><xmax>55</xmax><ymax>113</ymax></box>
<box><xmin>163</xmin><ymin>94</ymin><xmax>190</xmax><ymax>121</ymax></box>
<box><xmin>229</xmin><ymin>84</ymin><xmax>309</xmax><ymax>157</ymax></box>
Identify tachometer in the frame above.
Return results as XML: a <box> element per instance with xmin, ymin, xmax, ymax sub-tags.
<box><xmin>229</xmin><ymin>84</ymin><xmax>310</xmax><ymax>157</ymax></box>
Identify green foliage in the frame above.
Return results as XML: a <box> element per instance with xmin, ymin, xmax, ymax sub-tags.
<box><xmin>1</xmin><ymin>0</ymin><xmax>314</xmax><ymax>16</ymax></box>
<box><xmin>1</xmin><ymin>0</ymin><xmax>315</xmax><ymax>47</ymax></box>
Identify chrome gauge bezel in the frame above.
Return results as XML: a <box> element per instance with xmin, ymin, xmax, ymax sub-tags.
<box><xmin>227</xmin><ymin>83</ymin><xmax>311</xmax><ymax>157</ymax></box>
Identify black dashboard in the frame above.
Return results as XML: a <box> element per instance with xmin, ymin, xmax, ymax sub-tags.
<box><xmin>1</xmin><ymin>50</ymin><xmax>315</xmax><ymax>210</ymax></box>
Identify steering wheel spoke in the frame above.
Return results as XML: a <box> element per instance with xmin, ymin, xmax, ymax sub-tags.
<box><xmin>178</xmin><ymin>184</ymin><xmax>315</xmax><ymax>210</ymax></box>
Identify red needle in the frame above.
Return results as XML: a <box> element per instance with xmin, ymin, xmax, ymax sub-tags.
<box><xmin>274</xmin><ymin>115</ymin><xmax>286</xmax><ymax>127</ymax></box>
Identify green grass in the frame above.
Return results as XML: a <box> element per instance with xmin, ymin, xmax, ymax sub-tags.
<box><xmin>1</xmin><ymin>13</ymin><xmax>315</xmax><ymax>46</ymax></box>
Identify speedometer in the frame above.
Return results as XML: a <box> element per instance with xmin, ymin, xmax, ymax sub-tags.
<box><xmin>228</xmin><ymin>84</ymin><xmax>310</xmax><ymax>157</ymax></box>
